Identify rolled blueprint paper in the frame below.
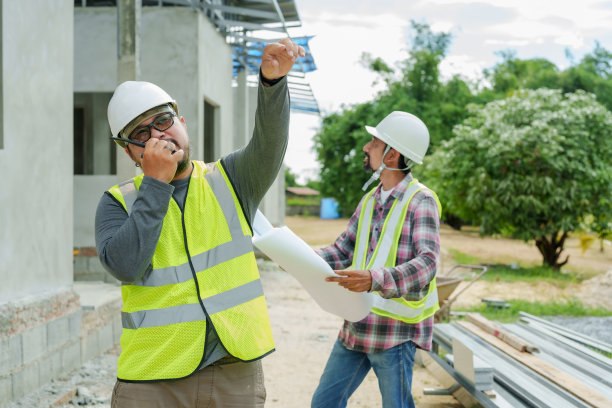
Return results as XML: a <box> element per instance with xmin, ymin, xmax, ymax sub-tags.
<box><xmin>253</xmin><ymin>211</ymin><xmax>373</xmax><ymax>322</ymax></box>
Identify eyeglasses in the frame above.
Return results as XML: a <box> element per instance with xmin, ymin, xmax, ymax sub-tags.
<box><xmin>127</xmin><ymin>112</ymin><xmax>176</xmax><ymax>143</ymax></box>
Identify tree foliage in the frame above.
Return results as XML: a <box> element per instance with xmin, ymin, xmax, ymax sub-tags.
<box><xmin>424</xmin><ymin>89</ymin><xmax>612</xmax><ymax>269</ymax></box>
<box><xmin>285</xmin><ymin>168</ymin><xmax>298</xmax><ymax>187</ymax></box>
<box><xmin>314</xmin><ymin>21</ymin><xmax>472</xmax><ymax>215</ymax></box>
<box><xmin>483</xmin><ymin>43</ymin><xmax>612</xmax><ymax>111</ymax></box>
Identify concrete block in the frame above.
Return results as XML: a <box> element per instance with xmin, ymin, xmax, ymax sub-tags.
<box><xmin>112</xmin><ymin>315</ymin><xmax>123</xmax><ymax>344</ymax></box>
<box><xmin>47</xmin><ymin>315</ymin><xmax>70</xmax><ymax>350</ymax></box>
<box><xmin>0</xmin><ymin>375</ymin><xmax>11</xmax><ymax>404</ymax></box>
<box><xmin>61</xmin><ymin>340</ymin><xmax>81</xmax><ymax>373</ymax></box>
<box><xmin>69</xmin><ymin>309</ymin><xmax>83</xmax><ymax>341</ymax></box>
<box><xmin>11</xmin><ymin>361</ymin><xmax>39</xmax><ymax>400</ymax></box>
<box><xmin>22</xmin><ymin>324</ymin><xmax>46</xmax><ymax>364</ymax></box>
<box><xmin>74</xmin><ymin>257</ymin><xmax>109</xmax><ymax>281</ymax></box>
<box><xmin>39</xmin><ymin>351</ymin><xmax>62</xmax><ymax>386</ymax></box>
<box><xmin>82</xmin><ymin>330</ymin><xmax>99</xmax><ymax>363</ymax></box>
<box><xmin>0</xmin><ymin>334</ymin><xmax>23</xmax><ymax>373</ymax></box>
<box><xmin>98</xmin><ymin>322</ymin><xmax>114</xmax><ymax>354</ymax></box>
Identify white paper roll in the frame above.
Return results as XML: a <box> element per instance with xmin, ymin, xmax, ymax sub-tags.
<box><xmin>253</xmin><ymin>216</ymin><xmax>373</xmax><ymax>322</ymax></box>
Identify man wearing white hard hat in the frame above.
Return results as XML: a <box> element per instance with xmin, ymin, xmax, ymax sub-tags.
<box><xmin>95</xmin><ymin>38</ymin><xmax>304</xmax><ymax>407</ymax></box>
<box><xmin>311</xmin><ymin>112</ymin><xmax>441</xmax><ymax>408</ymax></box>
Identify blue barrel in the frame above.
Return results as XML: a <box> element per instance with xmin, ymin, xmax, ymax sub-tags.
<box><xmin>320</xmin><ymin>198</ymin><xmax>340</xmax><ymax>219</ymax></box>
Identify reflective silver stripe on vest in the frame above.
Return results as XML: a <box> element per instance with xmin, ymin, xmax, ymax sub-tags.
<box><xmin>122</xmin><ymin>278</ymin><xmax>264</xmax><ymax>329</ymax></box>
<box><xmin>370</xmin><ymin>182</ymin><xmax>424</xmax><ymax>269</ymax></box>
<box><xmin>117</xmin><ymin>163</ymin><xmax>253</xmax><ymax>288</ymax></box>
<box><xmin>353</xmin><ymin>194</ymin><xmax>375</xmax><ymax>269</ymax></box>
<box><xmin>204</xmin><ymin>164</ymin><xmax>245</xmax><ymax>240</ymax></box>
<box><xmin>118</xmin><ymin>179</ymin><xmax>138</xmax><ymax>215</ymax></box>
<box><xmin>372</xmin><ymin>288</ymin><xmax>439</xmax><ymax>319</ymax></box>
<box><xmin>127</xmin><ymin>235</ymin><xmax>253</xmax><ymax>287</ymax></box>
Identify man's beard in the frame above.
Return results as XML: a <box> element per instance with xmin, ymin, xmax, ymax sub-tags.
<box><xmin>128</xmin><ymin>140</ymin><xmax>191</xmax><ymax>178</ymax></box>
<box><xmin>175</xmin><ymin>149</ymin><xmax>190</xmax><ymax>177</ymax></box>
<box><xmin>363</xmin><ymin>153</ymin><xmax>373</xmax><ymax>172</ymax></box>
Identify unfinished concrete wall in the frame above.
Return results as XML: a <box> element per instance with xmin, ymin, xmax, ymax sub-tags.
<box><xmin>197</xmin><ymin>10</ymin><xmax>234</xmax><ymax>159</ymax></box>
<box><xmin>73</xmin><ymin>6</ymin><xmax>236</xmax><ymax>252</ymax></box>
<box><xmin>0</xmin><ymin>0</ymin><xmax>80</xmax><ymax>403</ymax></box>
<box><xmin>0</xmin><ymin>0</ymin><xmax>74</xmax><ymax>301</ymax></box>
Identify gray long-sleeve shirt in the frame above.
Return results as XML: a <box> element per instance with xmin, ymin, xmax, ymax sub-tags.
<box><xmin>94</xmin><ymin>77</ymin><xmax>289</xmax><ymax>368</ymax></box>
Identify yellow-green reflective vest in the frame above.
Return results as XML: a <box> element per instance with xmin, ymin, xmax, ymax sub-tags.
<box><xmin>108</xmin><ymin>160</ymin><xmax>274</xmax><ymax>382</ymax></box>
<box><xmin>351</xmin><ymin>179</ymin><xmax>442</xmax><ymax>324</ymax></box>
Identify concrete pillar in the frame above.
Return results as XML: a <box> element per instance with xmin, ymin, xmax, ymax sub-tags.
<box><xmin>116</xmin><ymin>0</ymin><xmax>141</xmax><ymax>182</ymax></box>
<box><xmin>234</xmin><ymin>69</ymin><xmax>250</xmax><ymax>148</ymax></box>
<box><xmin>92</xmin><ymin>93</ymin><xmax>113</xmax><ymax>175</ymax></box>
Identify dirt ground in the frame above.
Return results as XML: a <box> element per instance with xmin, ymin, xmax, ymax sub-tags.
<box><xmin>259</xmin><ymin>262</ymin><xmax>460</xmax><ymax>408</ymax></box>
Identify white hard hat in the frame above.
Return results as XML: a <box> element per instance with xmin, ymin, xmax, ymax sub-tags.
<box><xmin>365</xmin><ymin>111</ymin><xmax>429</xmax><ymax>164</ymax></box>
<box><xmin>107</xmin><ymin>81</ymin><xmax>177</xmax><ymax>143</ymax></box>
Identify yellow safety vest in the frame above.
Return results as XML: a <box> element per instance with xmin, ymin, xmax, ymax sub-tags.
<box><xmin>108</xmin><ymin>160</ymin><xmax>274</xmax><ymax>381</ymax></box>
<box><xmin>351</xmin><ymin>179</ymin><xmax>442</xmax><ymax>324</ymax></box>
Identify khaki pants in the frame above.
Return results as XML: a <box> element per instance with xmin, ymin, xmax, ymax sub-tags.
<box><xmin>111</xmin><ymin>360</ymin><xmax>265</xmax><ymax>408</ymax></box>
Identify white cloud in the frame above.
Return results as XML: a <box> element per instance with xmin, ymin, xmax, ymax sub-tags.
<box><xmin>555</xmin><ymin>32</ymin><xmax>585</xmax><ymax>48</ymax></box>
<box><xmin>296</xmin><ymin>11</ymin><xmax>410</xmax><ymax>112</ymax></box>
<box><xmin>439</xmin><ymin>54</ymin><xmax>487</xmax><ymax>81</ymax></box>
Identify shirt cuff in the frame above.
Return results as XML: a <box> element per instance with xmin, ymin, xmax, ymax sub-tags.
<box><xmin>369</xmin><ymin>268</ymin><xmax>386</xmax><ymax>292</ymax></box>
<box><xmin>141</xmin><ymin>176</ymin><xmax>175</xmax><ymax>195</ymax></box>
<box><xmin>259</xmin><ymin>68</ymin><xmax>284</xmax><ymax>87</ymax></box>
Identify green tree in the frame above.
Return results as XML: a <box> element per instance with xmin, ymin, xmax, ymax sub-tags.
<box><xmin>285</xmin><ymin>168</ymin><xmax>298</xmax><ymax>187</ymax></box>
<box><xmin>315</xmin><ymin>103</ymin><xmax>375</xmax><ymax>215</ymax></box>
<box><xmin>314</xmin><ymin>21</ymin><xmax>473</xmax><ymax>215</ymax></box>
<box><xmin>483</xmin><ymin>43</ymin><xmax>612</xmax><ymax>112</ymax></box>
<box><xmin>485</xmin><ymin>50</ymin><xmax>560</xmax><ymax>96</ymax></box>
<box><xmin>425</xmin><ymin>89</ymin><xmax>612</xmax><ymax>269</ymax></box>
<box><xmin>560</xmin><ymin>42</ymin><xmax>612</xmax><ymax>111</ymax></box>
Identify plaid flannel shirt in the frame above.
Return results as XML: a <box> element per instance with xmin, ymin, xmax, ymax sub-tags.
<box><xmin>316</xmin><ymin>173</ymin><xmax>440</xmax><ymax>353</ymax></box>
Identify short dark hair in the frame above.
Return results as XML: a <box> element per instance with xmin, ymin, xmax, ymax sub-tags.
<box><xmin>398</xmin><ymin>154</ymin><xmax>411</xmax><ymax>174</ymax></box>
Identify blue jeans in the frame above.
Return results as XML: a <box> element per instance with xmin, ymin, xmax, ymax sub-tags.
<box><xmin>311</xmin><ymin>340</ymin><xmax>417</xmax><ymax>408</ymax></box>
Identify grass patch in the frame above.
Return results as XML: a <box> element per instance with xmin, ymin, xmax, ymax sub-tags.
<box><xmin>287</xmin><ymin>197</ymin><xmax>321</xmax><ymax>206</ymax></box>
<box><xmin>448</xmin><ymin>249</ymin><xmax>480</xmax><ymax>265</ymax></box>
<box><xmin>456</xmin><ymin>298</ymin><xmax>612</xmax><ymax>323</ymax></box>
<box><xmin>479</xmin><ymin>265</ymin><xmax>583</xmax><ymax>286</ymax></box>
<box><xmin>447</xmin><ymin>249</ymin><xmax>584</xmax><ymax>286</ymax></box>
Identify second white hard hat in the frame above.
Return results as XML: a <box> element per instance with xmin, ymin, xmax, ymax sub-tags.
<box><xmin>365</xmin><ymin>111</ymin><xmax>430</xmax><ymax>164</ymax></box>
<box><xmin>107</xmin><ymin>81</ymin><xmax>177</xmax><ymax>142</ymax></box>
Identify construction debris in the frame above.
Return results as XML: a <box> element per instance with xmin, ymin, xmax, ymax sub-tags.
<box><xmin>466</xmin><ymin>313</ymin><xmax>539</xmax><ymax>353</ymax></box>
<box><xmin>428</xmin><ymin>315</ymin><xmax>612</xmax><ymax>408</ymax></box>
<box><xmin>519</xmin><ymin>311</ymin><xmax>612</xmax><ymax>354</ymax></box>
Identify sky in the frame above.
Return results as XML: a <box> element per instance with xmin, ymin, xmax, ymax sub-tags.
<box><xmin>281</xmin><ymin>0</ymin><xmax>612</xmax><ymax>183</ymax></box>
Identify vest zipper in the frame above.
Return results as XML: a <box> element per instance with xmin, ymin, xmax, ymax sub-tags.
<box><xmin>176</xmin><ymin>199</ymin><xmax>239</xmax><ymax>369</ymax></box>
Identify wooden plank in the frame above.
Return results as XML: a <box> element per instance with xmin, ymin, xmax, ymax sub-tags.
<box><xmin>458</xmin><ymin>320</ymin><xmax>612</xmax><ymax>408</ymax></box>
<box><xmin>466</xmin><ymin>313</ymin><xmax>539</xmax><ymax>353</ymax></box>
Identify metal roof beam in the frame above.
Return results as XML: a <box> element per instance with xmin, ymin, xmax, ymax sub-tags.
<box><xmin>289</xmin><ymin>88</ymin><xmax>314</xmax><ymax>96</ymax></box>
<box><xmin>286</xmin><ymin>83</ymin><xmax>312</xmax><ymax>90</ymax></box>
<box><xmin>213</xmin><ymin>19</ymin><xmax>286</xmax><ymax>32</ymax></box>
<box><xmin>201</xmin><ymin>4</ymin><xmax>279</xmax><ymax>20</ymax></box>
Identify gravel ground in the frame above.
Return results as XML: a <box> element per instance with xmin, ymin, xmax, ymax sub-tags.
<box><xmin>5</xmin><ymin>347</ymin><xmax>118</xmax><ymax>408</ymax></box>
<box><xmin>545</xmin><ymin>316</ymin><xmax>612</xmax><ymax>345</ymax></box>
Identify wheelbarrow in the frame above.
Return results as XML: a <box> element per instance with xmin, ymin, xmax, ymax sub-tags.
<box><xmin>434</xmin><ymin>264</ymin><xmax>487</xmax><ymax>322</ymax></box>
